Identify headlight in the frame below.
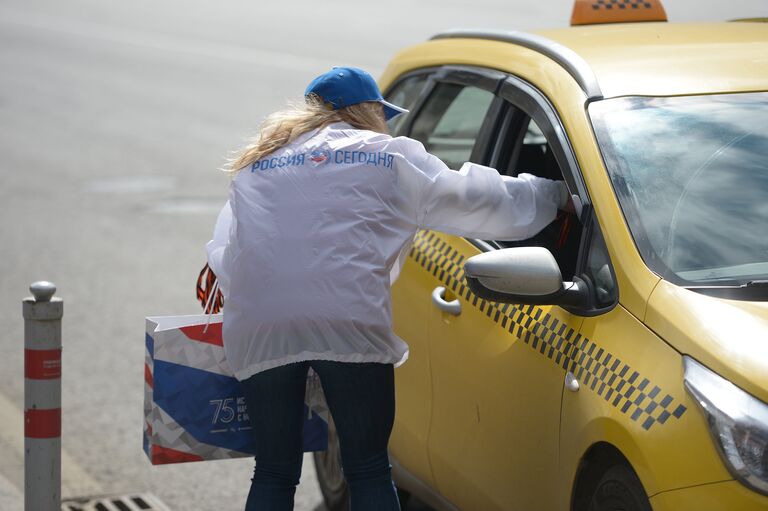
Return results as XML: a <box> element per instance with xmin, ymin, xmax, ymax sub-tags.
<box><xmin>684</xmin><ymin>356</ymin><xmax>768</xmax><ymax>495</ymax></box>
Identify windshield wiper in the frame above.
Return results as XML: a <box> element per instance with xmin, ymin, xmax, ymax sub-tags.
<box><xmin>684</xmin><ymin>280</ymin><xmax>768</xmax><ymax>301</ymax></box>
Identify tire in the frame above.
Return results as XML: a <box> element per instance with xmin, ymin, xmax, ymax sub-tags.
<box><xmin>587</xmin><ymin>464</ymin><xmax>653</xmax><ymax>511</ymax></box>
<box><xmin>314</xmin><ymin>417</ymin><xmax>349</xmax><ymax>511</ymax></box>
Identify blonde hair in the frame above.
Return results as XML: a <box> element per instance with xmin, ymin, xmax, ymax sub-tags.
<box><xmin>225</xmin><ymin>95</ymin><xmax>388</xmax><ymax>173</ymax></box>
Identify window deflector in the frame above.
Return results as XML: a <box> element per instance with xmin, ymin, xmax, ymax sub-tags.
<box><xmin>498</xmin><ymin>76</ymin><xmax>588</xmax><ymax>203</ymax></box>
<box><xmin>434</xmin><ymin>66</ymin><xmax>506</xmax><ymax>92</ymax></box>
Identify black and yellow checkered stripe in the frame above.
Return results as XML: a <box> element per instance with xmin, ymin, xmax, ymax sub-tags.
<box><xmin>591</xmin><ymin>0</ymin><xmax>654</xmax><ymax>11</ymax></box>
<box><xmin>409</xmin><ymin>230</ymin><xmax>687</xmax><ymax>431</ymax></box>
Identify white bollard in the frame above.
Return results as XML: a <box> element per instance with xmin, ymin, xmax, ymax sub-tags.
<box><xmin>23</xmin><ymin>281</ymin><xmax>62</xmax><ymax>511</ymax></box>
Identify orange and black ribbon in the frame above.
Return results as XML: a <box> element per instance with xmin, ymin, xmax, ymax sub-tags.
<box><xmin>196</xmin><ymin>263</ymin><xmax>224</xmax><ymax>314</ymax></box>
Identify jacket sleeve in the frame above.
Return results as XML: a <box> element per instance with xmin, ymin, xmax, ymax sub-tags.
<box><xmin>391</xmin><ymin>136</ymin><xmax>568</xmax><ymax>241</ymax></box>
<box><xmin>206</xmin><ymin>199</ymin><xmax>234</xmax><ymax>298</ymax></box>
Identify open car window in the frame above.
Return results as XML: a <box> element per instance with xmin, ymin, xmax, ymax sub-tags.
<box><xmin>493</xmin><ymin>114</ymin><xmax>583</xmax><ymax>280</ymax></box>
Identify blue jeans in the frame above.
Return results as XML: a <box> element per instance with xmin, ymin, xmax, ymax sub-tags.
<box><xmin>240</xmin><ymin>360</ymin><xmax>401</xmax><ymax>511</ymax></box>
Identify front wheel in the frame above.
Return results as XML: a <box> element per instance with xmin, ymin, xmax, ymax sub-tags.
<box><xmin>587</xmin><ymin>464</ymin><xmax>652</xmax><ymax>511</ymax></box>
<box><xmin>314</xmin><ymin>417</ymin><xmax>349</xmax><ymax>511</ymax></box>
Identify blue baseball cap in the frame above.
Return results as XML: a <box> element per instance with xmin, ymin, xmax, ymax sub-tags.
<box><xmin>305</xmin><ymin>67</ymin><xmax>408</xmax><ymax>120</ymax></box>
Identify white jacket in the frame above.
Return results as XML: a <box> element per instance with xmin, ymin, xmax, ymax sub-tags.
<box><xmin>207</xmin><ymin>123</ymin><xmax>567</xmax><ymax>380</ymax></box>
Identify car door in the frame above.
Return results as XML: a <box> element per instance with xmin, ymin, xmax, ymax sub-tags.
<box><xmin>420</xmin><ymin>75</ymin><xmax>590</xmax><ymax>511</ymax></box>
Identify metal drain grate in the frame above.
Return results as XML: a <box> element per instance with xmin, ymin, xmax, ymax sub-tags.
<box><xmin>61</xmin><ymin>493</ymin><xmax>171</xmax><ymax>511</ymax></box>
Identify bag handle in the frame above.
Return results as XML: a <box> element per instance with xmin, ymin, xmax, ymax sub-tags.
<box><xmin>202</xmin><ymin>279</ymin><xmax>219</xmax><ymax>333</ymax></box>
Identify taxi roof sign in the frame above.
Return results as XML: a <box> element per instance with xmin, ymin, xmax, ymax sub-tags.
<box><xmin>571</xmin><ymin>0</ymin><xmax>668</xmax><ymax>26</ymax></box>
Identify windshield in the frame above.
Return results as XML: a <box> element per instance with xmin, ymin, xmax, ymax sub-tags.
<box><xmin>589</xmin><ymin>92</ymin><xmax>768</xmax><ymax>294</ymax></box>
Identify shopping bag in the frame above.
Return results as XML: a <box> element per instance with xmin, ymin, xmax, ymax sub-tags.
<box><xmin>143</xmin><ymin>314</ymin><xmax>329</xmax><ymax>465</ymax></box>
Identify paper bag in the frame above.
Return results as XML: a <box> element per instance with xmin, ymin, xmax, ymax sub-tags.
<box><xmin>143</xmin><ymin>314</ymin><xmax>328</xmax><ymax>465</ymax></box>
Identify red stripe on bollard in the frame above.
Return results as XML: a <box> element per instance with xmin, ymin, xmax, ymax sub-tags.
<box><xmin>25</xmin><ymin>349</ymin><xmax>62</xmax><ymax>379</ymax></box>
<box><xmin>25</xmin><ymin>408</ymin><xmax>61</xmax><ymax>439</ymax></box>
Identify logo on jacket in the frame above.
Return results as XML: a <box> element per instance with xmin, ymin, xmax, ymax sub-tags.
<box><xmin>309</xmin><ymin>149</ymin><xmax>331</xmax><ymax>166</ymax></box>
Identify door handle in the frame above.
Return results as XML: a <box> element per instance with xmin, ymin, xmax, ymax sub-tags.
<box><xmin>431</xmin><ymin>286</ymin><xmax>461</xmax><ymax>316</ymax></box>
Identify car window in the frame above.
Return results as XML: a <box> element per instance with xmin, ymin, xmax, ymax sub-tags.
<box><xmin>384</xmin><ymin>74</ymin><xmax>429</xmax><ymax>136</ymax></box>
<box><xmin>523</xmin><ymin>120</ymin><xmax>546</xmax><ymax>145</ymax></box>
<box><xmin>507</xmin><ymin>118</ymin><xmax>562</xmax><ymax>181</ymax></box>
<box><xmin>494</xmin><ymin>115</ymin><xmax>582</xmax><ymax>280</ymax></box>
<box><xmin>409</xmin><ymin>83</ymin><xmax>495</xmax><ymax>169</ymax></box>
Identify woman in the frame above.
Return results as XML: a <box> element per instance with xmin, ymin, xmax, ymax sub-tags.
<box><xmin>207</xmin><ymin>67</ymin><xmax>570</xmax><ymax>510</ymax></box>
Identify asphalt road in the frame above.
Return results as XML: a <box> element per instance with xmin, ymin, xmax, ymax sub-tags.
<box><xmin>0</xmin><ymin>1</ymin><xmax>764</xmax><ymax>509</ymax></box>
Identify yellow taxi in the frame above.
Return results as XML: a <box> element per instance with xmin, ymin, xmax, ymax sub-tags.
<box><xmin>314</xmin><ymin>2</ymin><xmax>768</xmax><ymax>509</ymax></box>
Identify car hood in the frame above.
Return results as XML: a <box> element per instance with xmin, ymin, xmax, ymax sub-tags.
<box><xmin>646</xmin><ymin>279</ymin><xmax>768</xmax><ymax>403</ymax></box>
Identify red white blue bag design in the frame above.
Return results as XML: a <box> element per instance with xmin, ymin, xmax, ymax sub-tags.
<box><xmin>143</xmin><ymin>314</ymin><xmax>328</xmax><ymax>465</ymax></box>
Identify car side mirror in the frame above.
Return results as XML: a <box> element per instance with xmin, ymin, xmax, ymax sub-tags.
<box><xmin>464</xmin><ymin>247</ymin><xmax>590</xmax><ymax>307</ymax></box>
